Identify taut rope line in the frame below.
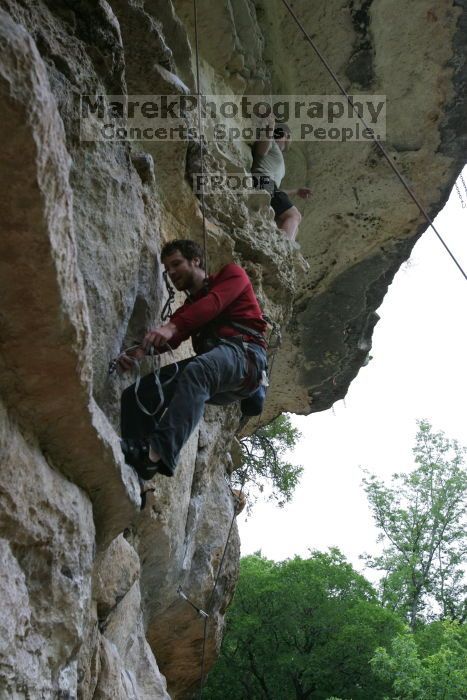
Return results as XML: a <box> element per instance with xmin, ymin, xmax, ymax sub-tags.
<box><xmin>280</xmin><ymin>0</ymin><xmax>467</xmax><ymax>282</ymax></box>
<box><xmin>193</xmin><ymin>0</ymin><xmax>209</xmax><ymax>277</ymax></box>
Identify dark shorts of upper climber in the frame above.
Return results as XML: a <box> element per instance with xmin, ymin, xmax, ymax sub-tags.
<box><xmin>252</xmin><ymin>175</ymin><xmax>294</xmax><ymax>217</ymax></box>
<box><xmin>270</xmin><ymin>188</ymin><xmax>294</xmax><ymax>217</ymax></box>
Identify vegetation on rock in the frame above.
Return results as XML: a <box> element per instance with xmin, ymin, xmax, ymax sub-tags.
<box><xmin>234</xmin><ymin>414</ymin><xmax>303</xmax><ymax>509</ymax></box>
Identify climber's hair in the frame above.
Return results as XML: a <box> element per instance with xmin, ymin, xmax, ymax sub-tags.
<box><xmin>273</xmin><ymin>123</ymin><xmax>291</xmax><ymax>139</ymax></box>
<box><xmin>161</xmin><ymin>239</ymin><xmax>205</xmax><ymax>269</ymax></box>
<box><xmin>274</xmin><ymin>122</ymin><xmax>291</xmax><ymax>152</ymax></box>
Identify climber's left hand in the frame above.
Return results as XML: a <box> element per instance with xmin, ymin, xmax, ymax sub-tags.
<box><xmin>297</xmin><ymin>187</ymin><xmax>312</xmax><ymax>199</ymax></box>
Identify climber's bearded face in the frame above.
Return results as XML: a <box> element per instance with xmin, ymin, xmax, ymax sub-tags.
<box><xmin>162</xmin><ymin>250</ymin><xmax>202</xmax><ymax>291</ymax></box>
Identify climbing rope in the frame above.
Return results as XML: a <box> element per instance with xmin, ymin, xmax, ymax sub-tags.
<box><xmin>196</xmin><ymin>468</ymin><xmax>249</xmax><ymax>699</ymax></box>
<box><xmin>455</xmin><ymin>174</ymin><xmax>467</xmax><ymax>209</ymax></box>
<box><xmin>175</xmin><ymin>475</ymin><xmax>248</xmax><ymax>698</ymax></box>
<box><xmin>177</xmin><ymin>586</ymin><xmax>209</xmax><ymax>619</ymax></box>
<box><xmin>134</xmin><ymin>347</ymin><xmax>165</xmax><ymax>416</ymax></box>
<box><xmin>109</xmin><ymin>343</ymin><xmax>179</xmax><ymax>419</ymax></box>
<box><xmin>193</xmin><ymin>0</ymin><xmax>209</xmax><ymax>277</ymax></box>
<box><xmin>279</xmin><ymin>0</ymin><xmax>467</xmax><ymax>282</ymax></box>
<box><xmin>174</xmin><ymin>317</ymin><xmax>280</xmax><ymax>698</ymax></box>
<box><xmin>133</xmin><ymin>345</ymin><xmax>179</xmax><ymax>417</ymax></box>
<box><xmin>199</xmin><ymin>321</ymin><xmax>282</xmax><ymax>694</ymax></box>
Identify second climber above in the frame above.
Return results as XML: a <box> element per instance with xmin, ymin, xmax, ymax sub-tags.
<box><xmin>252</xmin><ymin>118</ymin><xmax>312</xmax><ymax>241</ymax></box>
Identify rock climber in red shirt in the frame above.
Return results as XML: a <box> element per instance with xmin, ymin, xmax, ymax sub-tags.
<box><xmin>119</xmin><ymin>239</ymin><xmax>268</xmax><ymax>481</ymax></box>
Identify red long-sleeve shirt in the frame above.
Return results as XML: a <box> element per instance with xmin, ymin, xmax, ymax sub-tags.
<box><xmin>168</xmin><ymin>263</ymin><xmax>267</xmax><ymax>351</ymax></box>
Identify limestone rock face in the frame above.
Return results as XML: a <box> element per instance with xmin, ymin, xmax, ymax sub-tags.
<box><xmin>0</xmin><ymin>5</ymin><xmax>140</xmax><ymax>548</ymax></box>
<box><xmin>0</xmin><ymin>0</ymin><xmax>465</xmax><ymax>698</ymax></box>
<box><xmin>254</xmin><ymin>0</ymin><xmax>467</xmax><ymax>417</ymax></box>
<box><xmin>0</xmin><ymin>400</ymin><xmax>94</xmax><ymax>697</ymax></box>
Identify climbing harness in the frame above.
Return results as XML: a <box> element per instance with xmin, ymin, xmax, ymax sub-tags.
<box><xmin>455</xmin><ymin>174</ymin><xmax>467</xmax><ymax>209</ymax></box>
<box><xmin>279</xmin><ymin>0</ymin><xmax>467</xmax><ymax>282</ymax></box>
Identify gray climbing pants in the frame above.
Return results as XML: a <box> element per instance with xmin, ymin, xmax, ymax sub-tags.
<box><xmin>120</xmin><ymin>339</ymin><xmax>267</xmax><ymax>473</ymax></box>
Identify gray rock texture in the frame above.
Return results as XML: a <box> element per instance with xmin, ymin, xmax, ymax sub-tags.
<box><xmin>0</xmin><ymin>399</ymin><xmax>94</xmax><ymax>697</ymax></box>
<box><xmin>0</xmin><ymin>0</ymin><xmax>465</xmax><ymax>698</ymax></box>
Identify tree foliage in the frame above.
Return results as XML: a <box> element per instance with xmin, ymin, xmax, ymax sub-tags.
<box><xmin>204</xmin><ymin>550</ymin><xmax>404</xmax><ymax>700</ymax></box>
<box><xmin>234</xmin><ymin>414</ymin><xmax>303</xmax><ymax>508</ymax></box>
<box><xmin>371</xmin><ymin>621</ymin><xmax>467</xmax><ymax>700</ymax></box>
<box><xmin>362</xmin><ymin>420</ymin><xmax>467</xmax><ymax>629</ymax></box>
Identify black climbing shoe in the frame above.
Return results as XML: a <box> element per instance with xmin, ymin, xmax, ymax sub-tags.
<box><xmin>149</xmin><ymin>456</ymin><xmax>174</xmax><ymax>478</ymax></box>
<box><xmin>121</xmin><ymin>438</ymin><xmax>174</xmax><ymax>480</ymax></box>
<box><xmin>121</xmin><ymin>438</ymin><xmax>150</xmax><ymax>468</ymax></box>
<box><xmin>146</xmin><ymin>435</ymin><xmax>174</xmax><ymax>478</ymax></box>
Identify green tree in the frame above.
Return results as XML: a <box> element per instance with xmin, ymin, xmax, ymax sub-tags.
<box><xmin>234</xmin><ymin>414</ymin><xmax>303</xmax><ymax>508</ymax></box>
<box><xmin>204</xmin><ymin>550</ymin><xmax>404</xmax><ymax>699</ymax></box>
<box><xmin>362</xmin><ymin>420</ymin><xmax>467</xmax><ymax>629</ymax></box>
<box><xmin>371</xmin><ymin>621</ymin><xmax>467</xmax><ymax>700</ymax></box>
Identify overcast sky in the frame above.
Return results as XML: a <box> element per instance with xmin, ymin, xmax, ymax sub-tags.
<box><xmin>239</xmin><ymin>166</ymin><xmax>467</xmax><ymax>574</ymax></box>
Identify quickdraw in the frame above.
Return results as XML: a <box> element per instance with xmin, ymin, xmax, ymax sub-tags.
<box><xmin>161</xmin><ymin>270</ymin><xmax>176</xmax><ymax>322</ymax></box>
<box><xmin>108</xmin><ymin>343</ymin><xmax>141</xmax><ymax>376</ymax></box>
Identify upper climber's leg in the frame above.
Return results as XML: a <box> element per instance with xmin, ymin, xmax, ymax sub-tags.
<box><xmin>276</xmin><ymin>205</ymin><xmax>302</xmax><ymax>240</ymax></box>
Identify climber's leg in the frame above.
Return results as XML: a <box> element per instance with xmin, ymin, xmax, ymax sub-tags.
<box><xmin>120</xmin><ymin>357</ymin><xmax>193</xmax><ymax>440</ymax></box>
<box><xmin>269</xmin><ymin>188</ymin><xmax>301</xmax><ymax>240</ymax></box>
<box><xmin>276</xmin><ymin>205</ymin><xmax>302</xmax><ymax>240</ymax></box>
<box><xmin>149</xmin><ymin>342</ymin><xmax>250</xmax><ymax>473</ymax></box>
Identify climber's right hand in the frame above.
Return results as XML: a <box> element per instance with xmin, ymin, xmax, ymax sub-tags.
<box><xmin>117</xmin><ymin>346</ymin><xmax>145</xmax><ymax>373</ymax></box>
<box><xmin>255</xmin><ymin>111</ymin><xmax>275</xmax><ymax>140</ymax></box>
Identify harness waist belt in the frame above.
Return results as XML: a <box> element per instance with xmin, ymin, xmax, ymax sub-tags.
<box><xmin>228</xmin><ymin>320</ymin><xmax>266</xmax><ymax>344</ymax></box>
